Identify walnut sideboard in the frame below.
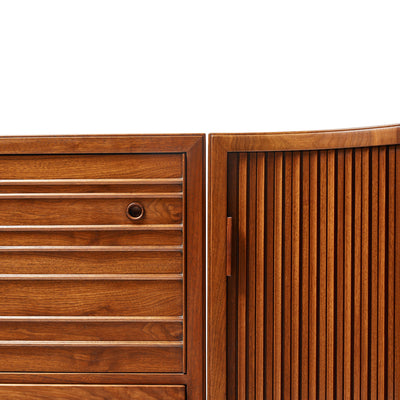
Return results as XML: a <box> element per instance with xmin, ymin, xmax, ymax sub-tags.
<box><xmin>0</xmin><ymin>134</ymin><xmax>205</xmax><ymax>399</ymax></box>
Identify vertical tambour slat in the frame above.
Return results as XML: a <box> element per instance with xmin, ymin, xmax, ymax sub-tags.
<box><xmin>387</xmin><ymin>146</ymin><xmax>395</xmax><ymax>399</ymax></box>
<box><xmin>377</xmin><ymin>147</ymin><xmax>386</xmax><ymax>400</ymax></box>
<box><xmin>255</xmin><ymin>153</ymin><xmax>265</xmax><ymax>400</ymax></box>
<box><xmin>319</xmin><ymin>151</ymin><xmax>327</xmax><ymax>399</ymax></box>
<box><xmin>353</xmin><ymin>148</ymin><xmax>362</xmax><ymax>399</ymax></box>
<box><xmin>326</xmin><ymin>150</ymin><xmax>335</xmax><ymax>400</ymax></box>
<box><xmin>237</xmin><ymin>153</ymin><xmax>247</xmax><ymax>400</ymax></box>
<box><xmin>247</xmin><ymin>154</ymin><xmax>257</xmax><ymax>400</ymax></box>
<box><xmin>227</xmin><ymin>154</ymin><xmax>239</xmax><ymax>400</ymax></box>
<box><xmin>274</xmin><ymin>152</ymin><xmax>283</xmax><ymax>400</ymax></box>
<box><xmin>344</xmin><ymin>148</ymin><xmax>353</xmax><ymax>400</ymax></box>
<box><xmin>265</xmin><ymin>153</ymin><xmax>275</xmax><ymax>399</ymax></box>
<box><xmin>395</xmin><ymin>145</ymin><xmax>400</xmax><ymax>399</ymax></box>
<box><xmin>370</xmin><ymin>147</ymin><xmax>379</xmax><ymax>399</ymax></box>
<box><xmin>336</xmin><ymin>149</ymin><xmax>345</xmax><ymax>399</ymax></box>
<box><xmin>291</xmin><ymin>152</ymin><xmax>300</xmax><ymax>399</ymax></box>
<box><xmin>309</xmin><ymin>151</ymin><xmax>318</xmax><ymax>399</ymax></box>
<box><xmin>301</xmin><ymin>152</ymin><xmax>310</xmax><ymax>400</ymax></box>
<box><xmin>264</xmin><ymin>153</ymin><xmax>275</xmax><ymax>399</ymax></box>
<box><xmin>283</xmin><ymin>152</ymin><xmax>292</xmax><ymax>400</ymax></box>
<box><xmin>361</xmin><ymin>147</ymin><xmax>370</xmax><ymax>400</ymax></box>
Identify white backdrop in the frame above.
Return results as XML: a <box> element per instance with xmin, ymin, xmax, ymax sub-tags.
<box><xmin>0</xmin><ymin>0</ymin><xmax>398</xmax><ymax>136</ymax></box>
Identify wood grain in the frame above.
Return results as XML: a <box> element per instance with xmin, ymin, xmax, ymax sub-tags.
<box><xmin>0</xmin><ymin>154</ymin><xmax>183</xmax><ymax>179</ymax></box>
<box><xmin>0</xmin><ymin>344</ymin><xmax>183</xmax><ymax>372</ymax></box>
<box><xmin>0</xmin><ymin>280</ymin><xmax>182</xmax><ymax>316</ymax></box>
<box><xmin>0</xmin><ymin>229</ymin><xmax>182</xmax><ymax>246</ymax></box>
<box><xmin>0</xmin><ymin>251</ymin><xmax>183</xmax><ymax>274</ymax></box>
<box><xmin>0</xmin><ymin>197</ymin><xmax>182</xmax><ymax>225</ymax></box>
<box><xmin>209</xmin><ymin>126</ymin><xmax>400</xmax><ymax>400</ymax></box>
<box><xmin>0</xmin><ymin>319</ymin><xmax>183</xmax><ymax>341</ymax></box>
<box><xmin>237</xmin><ymin>154</ymin><xmax>247</xmax><ymax>400</ymax></box>
<box><xmin>0</xmin><ymin>385</ymin><xmax>186</xmax><ymax>400</ymax></box>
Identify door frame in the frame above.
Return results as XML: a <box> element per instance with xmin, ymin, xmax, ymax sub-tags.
<box><xmin>208</xmin><ymin>125</ymin><xmax>400</xmax><ymax>399</ymax></box>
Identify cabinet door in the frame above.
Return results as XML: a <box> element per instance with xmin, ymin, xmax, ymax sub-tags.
<box><xmin>0</xmin><ymin>135</ymin><xmax>205</xmax><ymax>399</ymax></box>
<box><xmin>208</xmin><ymin>125</ymin><xmax>400</xmax><ymax>399</ymax></box>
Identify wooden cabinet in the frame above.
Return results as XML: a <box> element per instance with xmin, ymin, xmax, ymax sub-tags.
<box><xmin>208</xmin><ymin>125</ymin><xmax>400</xmax><ymax>399</ymax></box>
<box><xmin>0</xmin><ymin>135</ymin><xmax>205</xmax><ymax>399</ymax></box>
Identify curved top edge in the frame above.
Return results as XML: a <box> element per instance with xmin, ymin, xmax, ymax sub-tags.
<box><xmin>209</xmin><ymin>123</ymin><xmax>400</xmax><ymax>137</ymax></box>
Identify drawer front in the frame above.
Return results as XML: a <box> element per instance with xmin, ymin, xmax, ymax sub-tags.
<box><xmin>0</xmin><ymin>385</ymin><xmax>186</xmax><ymax>399</ymax></box>
<box><xmin>0</xmin><ymin>152</ymin><xmax>186</xmax><ymax>375</ymax></box>
<box><xmin>0</xmin><ymin>345</ymin><xmax>183</xmax><ymax>373</ymax></box>
<box><xmin>0</xmin><ymin>280</ymin><xmax>183</xmax><ymax>316</ymax></box>
<box><xmin>0</xmin><ymin>251</ymin><xmax>183</xmax><ymax>274</ymax></box>
<box><xmin>0</xmin><ymin>197</ymin><xmax>182</xmax><ymax>225</ymax></box>
<box><xmin>0</xmin><ymin>154</ymin><xmax>183</xmax><ymax>179</ymax></box>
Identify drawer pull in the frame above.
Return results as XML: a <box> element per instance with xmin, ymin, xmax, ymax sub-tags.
<box><xmin>126</xmin><ymin>202</ymin><xmax>145</xmax><ymax>221</ymax></box>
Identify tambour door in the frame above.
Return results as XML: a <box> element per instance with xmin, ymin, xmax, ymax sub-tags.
<box><xmin>209</xmin><ymin>125</ymin><xmax>400</xmax><ymax>399</ymax></box>
<box><xmin>0</xmin><ymin>135</ymin><xmax>205</xmax><ymax>399</ymax></box>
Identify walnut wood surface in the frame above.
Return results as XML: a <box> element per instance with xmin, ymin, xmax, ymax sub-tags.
<box><xmin>0</xmin><ymin>134</ymin><xmax>205</xmax><ymax>398</ymax></box>
<box><xmin>0</xmin><ymin>197</ymin><xmax>182</xmax><ymax>225</ymax></box>
<box><xmin>0</xmin><ymin>251</ymin><xmax>183</xmax><ymax>274</ymax></box>
<box><xmin>0</xmin><ymin>154</ymin><xmax>183</xmax><ymax>179</ymax></box>
<box><xmin>0</xmin><ymin>385</ymin><xmax>186</xmax><ymax>399</ymax></box>
<box><xmin>209</xmin><ymin>125</ymin><xmax>400</xmax><ymax>399</ymax></box>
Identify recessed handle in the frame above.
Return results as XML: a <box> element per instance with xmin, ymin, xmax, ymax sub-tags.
<box><xmin>126</xmin><ymin>202</ymin><xmax>145</xmax><ymax>221</ymax></box>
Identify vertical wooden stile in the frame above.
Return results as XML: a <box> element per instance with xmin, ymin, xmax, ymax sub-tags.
<box><xmin>291</xmin><ymin>151</ymin><xmax>300</xmax><ymax>399</ymax></box>
<box><xmin>377</xmin><ymin>147</ymin><xmax>386</xmax><ymax>400</ymax></box>
<box><xmin>326</xmin><ymin>150</ymin><xmax>335</xmax><ymax>400</ymax></box>
<box><xmin>301</xmin><ymin>152</ymin><xmax>310</xmax><ymax>400</ymax></box>
<box><xmin>274</xmin><ymin>152</ymin><xmax>283</xmax><ymax>400</ymax></box>
<box><xmin>226</xmin><ymin>154</ymin><xmax>239</xmax><ymax>400</ymax></box>
<box><xmin>309</xmin><ymin>151</ymin><xmax>318</xmax><ymax>399</ymax></box>
<box><xmin>237</xmin><ymin>153</ymin><xmax>248</xmax><ymax>400</ymax></box>
<box><xmin>395</xmin><ymin>145</ymin><xmax>400</xmax><ymax>399</ymax></box>
<box><xmin>353</xmin><ymin>148</ymin><xmax>362</xmax><ymax>399</ymax></box>
<box><xmin>247</xmin><ymin>154</ymin><xmax>257</xmax><ymax>400</ymax></box>
<box><xmin>336</xmin><ymin>149</ymin><xmax>345</xmax><ymax>399</ymax></box>
<box><xmin>265</xmin><ymin>153</ymin><xmax>275</xmax><ymax>399</ymax></box>
<box><xmin>255</xmin><ymin>153</ymin><xmax>265</xmax><ymax>400</ymax></box>
<box><xmin>387</xmin><ymin>146</ymin><xmax>395</xmax><ymax>399</ymax></box>
<box><xmin>370</xmin><ymin>147</ymin><xmax>379</xmax><ymax>399</ymax></box>
<box><xmin>319</xmin><ymin>151</ymin><xmax>327</xmax><ymax>399</ymax></box>
<box><xmin>344</xmin><ymin>148</ymin><xmax>352</xmax><ymax>400</ymax></box>
<box><xmin>361</xmin><ymin>148</ymin><xmax>370</xmax><ymax>400</ymax></box>
<box><xmin>283</xmin><ymin>152</ymin><xmax>292</xmax><ymax>400</ymax></box>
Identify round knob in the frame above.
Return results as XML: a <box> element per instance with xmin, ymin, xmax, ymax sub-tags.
<box><xmin>126</xmin><ymin>202</ymin><xmax>145</xmax><ymax>221</ymax></box>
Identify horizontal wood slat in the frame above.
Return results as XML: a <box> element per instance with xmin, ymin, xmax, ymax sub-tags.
<box><xmin>0</xmin><ymin>224</ymin><xmax>183</xmax><ymax>231</ymax></box>
<box><xmin>0</xmin><ymin>154</ymin><xmax>183</xmax><ymax>179</ymax></box>
<box><xmin>0</xmin><ymin>280</ymin><xmax>183</xmax><ymax>316</ymax></box>
<box><xmin>0</xmin><ymin>230</ymin><xmax>182</xmax><ymax>246</ymax></box>
<box><xmin>0</xmin><ymin>251</ymin><xmax>183</xmax><ymax>274</ymax></box>
<box><xmin>0</xmin><ymin>183</ymin><xmax>183</xmax><ymax>194</ymax></box>
<box><xmin>0</xmin><ymin>345</ymin><xmax>183</xmax><ymax>372</ymax></box>
<box><xmin>0</xmin><ymin>274</ymin><xmax>183</xmax><ymax>280</ymax></box>
<box><xmin>0</xmin><ymin>320</ymin><xmax>183</xmax><ymax>341</ymax></box>
<box><xmin>0</xmin><ymin>198</ymin><xmax>182</xmax><ymax>225</ymax></box>
<box><xmin>0</xmin><ymin>193</ymin><xmax>183</xmax><ymax>199</ymax></box>
<box><xmin>0</xmin><ymin>178</ymin><xmax>183</xmax><ymax>185</ymax></box>
<box><xmin>0</xmin><ymin>385</ymin><xmax>186</xmax><ymax>400</ymax></box>
<box><xmin>0</xmin><ymin>246</ymin><xmax>182</xmax><ymax>251</ymax></box>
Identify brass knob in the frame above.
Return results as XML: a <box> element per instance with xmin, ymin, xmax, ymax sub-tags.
<box><xmin>126</xmin><ymin>202</ymin><xmax>145</xmax><ymax>221</ymax></box>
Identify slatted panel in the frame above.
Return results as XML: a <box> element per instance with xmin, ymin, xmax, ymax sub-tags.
<box><xmin>229</xmin><ymin>145</ymin><xmax>399</xmax><ymax>398</ymax></box>
<box><xmin>0</xmin><ymin>153</ymin><xmax>186</xmax><ymax>374</ymax></box>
